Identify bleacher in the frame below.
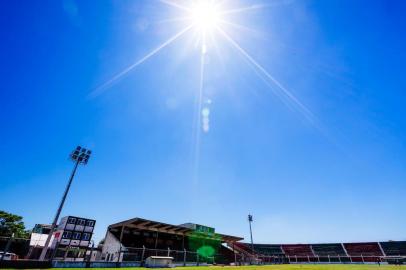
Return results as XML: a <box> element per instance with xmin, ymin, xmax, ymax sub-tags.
<box><xmin>312</xmin><ymin>243</ymin><xmax>346</xmax><ymax>256</ymax></box>
<box><xmin>225</xmin><ymin>241</ymin><xmax>406</xmax><ymax>264</ymax></box>
<box><xmin>311</xmin><ymin>243</ymin><xmax>349</xmax><ymax>263</ymax></box>
<box><xmin>234</xmin><ymin>242</ymin><xmax>254</xmax><ymax>254</ymax></box>
<box><xmin>252</xmin><ymin>244</ymin><xmax>284</xmax><ymax>256</ymax></box>
<box><xmin>344</xmin><ymin>242</ymin><xmax>382</xmax><ymax>256</ymax></box>
<box><xmin>380</xmin><ymin>241</ymin><xmax>406</xmax><ymax>256</ymax></box>
<box><xmin>282</xmin><ymin>244</ymin><xmax>314</xmax><ymax>256</ymax></box>
<box><xmin>281</xmin><ymin>244</ymin><xmax>316</xmax><ymax>262</ymax></box>
<box><xmin>344</xmin><ymin>242</ymin><xmax>382</xmax><ymax>262</ymax></box>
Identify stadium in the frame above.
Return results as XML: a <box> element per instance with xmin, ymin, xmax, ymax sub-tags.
<box><xmin>2</xmin><ymin>215</ymin><xmax>406</xmax><ymax>268</ymax></box>
<box><xmin>1</xmin><ymin>0</ymin><xmax>406</xmax><ymax>270</ymax></box>
<box><xmin>99</xmin><ymin>217</ymin><xmax>406</xmax><ymax>266</ymax></box>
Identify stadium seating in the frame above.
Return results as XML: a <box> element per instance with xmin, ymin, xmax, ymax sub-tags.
<box><xmin>311</xmin><ymin>243</ymin><xmax>347</xmax><ymax>256</ymax></box>
<box><xmin>234</xmin><ymin>242</ymin><xmax>255</xmax><ymax>254</ymax></box>
<box><xmin>281</xmin><ymin>244</ymin><xmax>314</xmax><ymax>257</ymax></box>
<box><xmin>380</xmin><ymin>241</ymin><xmax>406</xmax><ymax>256</ymax></box>
<box><xmin>344</xmin><ymin>242</ymin><xmax>382</xmax><ymax>256</ymax></box>
<box><xmin>344</xmin><ymin>242</ymin><xmax>382</xmax><ymax>262</ymax></box>
<box><xmin>228</xmin><ymin>241</ymin><xmax>406</xmax><ymax>264</ymax></box>
<box><xmin>252</xmin><ymin>244</ymin><xmax>284</xmax><ymax>256</ymax></box>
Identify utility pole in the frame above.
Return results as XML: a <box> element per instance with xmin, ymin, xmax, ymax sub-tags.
<box><xmin>39</xmin><ymin>146</ymin><xmax>91</xmax><ymax>261</ymax></box>
<box><xmin>248</xmin><ymin>214</ymin><xmax>254</xmax><ymax>254</ymax></box>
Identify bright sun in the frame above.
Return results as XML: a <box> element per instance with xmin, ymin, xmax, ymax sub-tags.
<box><xmin>190</xmin><ymin>1</ymin><xmax>221</xmax><ymax>31</ymax></box>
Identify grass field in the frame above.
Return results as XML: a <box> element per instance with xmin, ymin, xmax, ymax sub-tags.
<box><xmin>53</xmin><ymin>265</ymin><xmax>406</xmax><ymax>270</ymax></box>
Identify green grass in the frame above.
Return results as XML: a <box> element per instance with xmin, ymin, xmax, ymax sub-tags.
<box><xmin>53</xmin><ymin>265</ymin><xmax>406</xmax><ymax>270</ymax></box>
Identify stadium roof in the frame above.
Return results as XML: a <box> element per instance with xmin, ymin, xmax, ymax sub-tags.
<box><xmin>108</xmin><ymin>217</ymin><xmax>243</xmax><ymax>242</ymax></box>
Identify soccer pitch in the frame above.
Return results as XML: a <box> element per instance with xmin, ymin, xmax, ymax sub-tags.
<box><xmin>53</xmin><ymin>265</ymin><xmax>405</xmax><ymax>270</ymax></box>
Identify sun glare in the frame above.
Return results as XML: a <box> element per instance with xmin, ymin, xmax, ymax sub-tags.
<box><xmin>92</xmin><ymin>0</ymin><xmax>318</xmax><ymax>180</ymax></box>
<box><xmin>190</xmin><ymin>1</ymin><xmax>221</xmax><ymax>31</ymax></box>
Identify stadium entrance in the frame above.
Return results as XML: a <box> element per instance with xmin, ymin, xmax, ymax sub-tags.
<box><xmin>102</xmin><ymin>217</ymin><xmax>243</xmax><ymax>266</ymax></box>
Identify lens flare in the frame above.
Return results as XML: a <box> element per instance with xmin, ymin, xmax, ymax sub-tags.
<box><xmin>93</xmin><ymin>0</ymin><xmax>321</xmax><ymax>182</ymax></box>
<box><xmin>190</xmin><ymin>1</ymin><xmax>220</xmax><ymax>31</ymax></box>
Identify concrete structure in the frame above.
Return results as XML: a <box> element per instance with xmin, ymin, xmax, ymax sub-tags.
<box><xmin>29</xmin><ymin>224</ymin><xmax>53</xmax><ymax>248</ymax></box>
<box><xmin>102</xmin><ymin>217</ymin><xmax>242</xmax><ymax>264</ymax></box>
<box><xmin>27</xmin><ymin>224</ymin><xmax>54</xmax><ymax>259</ymax></box>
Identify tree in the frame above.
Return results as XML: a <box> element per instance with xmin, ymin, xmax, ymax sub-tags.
<box><xmin>0</xmin><ymin>210</ymin><xmax>30</xmax><ymax>238</ymax></box>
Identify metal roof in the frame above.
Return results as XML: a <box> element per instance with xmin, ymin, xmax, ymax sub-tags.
<box><xmin>108</xmin><ymin>217</ymin><xmax>243</xmax><ymax>242</ymax></box>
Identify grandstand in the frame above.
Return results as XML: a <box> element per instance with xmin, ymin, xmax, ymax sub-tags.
<box><xmin>102</xmin><ymin>217</ymin><xmax>243</xmax><ymax>265</ymax></box>
<box><xmin>2</xmin><ymin>216</ymin><xmax>406</xmax><ymax>267</ymax></box>
<box><xmin>102</xmin><ymin>218</ymin><xmax>404</xmax><ymax>265</ymax></box>
<box><xmin>236</xmin><ymin>241</ymin><xmax>406</xmax><ymax>264</ymax></box>
<box><xmin>251</xmin><ymin>244</ymin><xmax>285</xmax><ymax>256</ymax></box>
<box><xmin>344</xmin><ymin>242</ymin><xmax>383</xmax><ymax>262</ymax></box>
<box><xmin>311</xmin><ymin>243</ymin><xmax>349</xmax><ymax>263</ymax></box>
<box><xmin>380</xmin><ymin>241</ymin><xmax>406</xmax><ymax>256</ymax></box>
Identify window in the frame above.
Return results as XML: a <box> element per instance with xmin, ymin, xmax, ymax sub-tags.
<box><xmin>86</xmin><ymin>220</ymin><xmax>94</xmax><ymax>227</ymax></box>
<box><xmin>82</xmin><ymin>233</ymin><xmax>91</xmax><ymax>241</ymax></box>
<box><xmin>68</xmin><ymin>217</ymin><xmax>76</xmax><ymax>224</ymax></box>
<box><xmin>62</xmin><ymin>231</ymin><xmax>72</xmax><ymax>239</ymax></box>
<box><xmin>72</xmin><ymin>232</ymin><xmax>81</xmax><ymax>240</ymax></box>
<box><xmin>77</xmin><ymin>219</ymin><xmax>85</xmax><ymax>226</ymax></box>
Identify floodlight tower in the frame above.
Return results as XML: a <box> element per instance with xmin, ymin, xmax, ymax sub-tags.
<box><xmin>248</xmin><ymin>214</ymin><xmax>254</xmax><ymax>254</ymax></box>
<box><xmin>39</xmin><ymin>146</ymin><xmax>91</xmax><ymax>261</ymax></box>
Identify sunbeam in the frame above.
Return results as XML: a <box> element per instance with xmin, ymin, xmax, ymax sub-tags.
<box><xmin>160</xmin><ymin>0</ymin><xmax>192</xmax><ymax>12</ymax></box>
<box><xmin>218</xmin><ymin>19</ymin><xmax>262</xmax><ymax>36</ymax></box>
<box><xmin>89</xmin><ymin>25</ymin><xmax>193</xmax><ymax>98</ymax></box>
<box><xmin>216</xmin><ymin>27</ymin><xmax>317</xmax><ymax>124</ymax></box>
<box><xmin>192</xmin><ymin>29</ymin><xmax>208</xmax><ymax>182</ymax></box>
<box><xmin>88</xmin><ymin>0</ymin><xmax>326</xmax><ymax>183</ymax></box>
<box><xmin>220</xmin><ymin>0</ymin><xmax>297</xmax><ymax>16</ymax></box>
<box><xmin>154</xmin><ymin>16</ymin><xmax>191</xmax><ymax>25</ymax></box>
<box><xmin>220</xmin><ymin>4</ymin><xmax>266</xmax><ymax>15</ymax></box>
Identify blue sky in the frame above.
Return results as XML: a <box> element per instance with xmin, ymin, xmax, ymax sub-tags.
<box><xmin>1</xmin><ymin>0</ymin><xmax>406</xmax><ymax>244</ymax></box>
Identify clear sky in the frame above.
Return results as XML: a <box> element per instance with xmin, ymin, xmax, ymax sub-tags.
<box><xmin>1</xmin><ymin>0</ymin><xmax>406</xmax><ymax>244</ymax></box>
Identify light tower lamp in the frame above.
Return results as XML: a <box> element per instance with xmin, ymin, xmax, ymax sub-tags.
<box><xmin>39</xmin><ymin>146</ymin><xmax>91</xmax><ymax>261</ymax></box>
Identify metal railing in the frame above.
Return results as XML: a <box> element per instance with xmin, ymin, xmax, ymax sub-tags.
<box><xmin>117</xmin><ymin>247</ymin><xmax>221</xmax><ymax>266</ymax></box>
<box><xmin>2</xmin><ymin>235</ymin><xmax>406</xmax><ymax>266</ymax></box>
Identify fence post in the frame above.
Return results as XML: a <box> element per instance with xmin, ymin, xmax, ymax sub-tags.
<box><xmin>196</xmin><ymin>252</ymin><xmax>199</xmax><ymax>266</ymax></box>
<box><xmin>183</xmin><ymin>249</ymin><xmax>186</xmax><ymax>266</ymax></box>
<box><xmin>141</xmin><ymin>246</ymin><xmax>146</xmax><ymax>266</ymax></box>
<box><xmin>167</xmin><ymin>247</ymin><xmax>170</xmax><ymax>257</ymax></box>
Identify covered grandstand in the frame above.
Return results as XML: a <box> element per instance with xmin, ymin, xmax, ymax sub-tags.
<box><xmin>100</xmin><ymin>217</ymin><xmax>406</xmax><ymax>266</ymax></box>
<box><xmin>102</xmin><ymin>217</ymin><xmax>242</xmax><ymax>265</ymax></box>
